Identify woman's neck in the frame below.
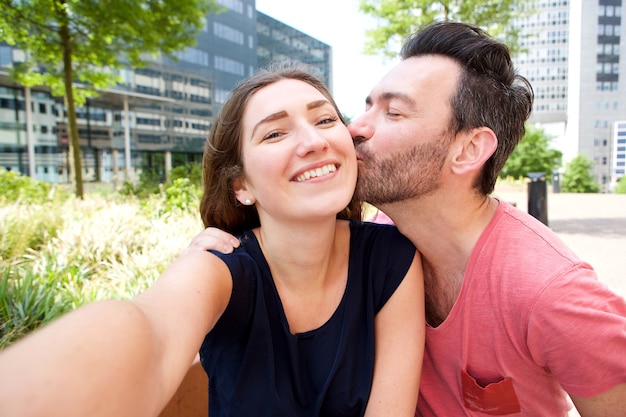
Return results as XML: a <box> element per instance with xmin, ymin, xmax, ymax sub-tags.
<box><xmin>254</xmin><ymin>217</ymin><xmax>351</xmax><ymax>334</ymax></box>
<box><xmin>254</xmin><ymin>217</ymin><xmax>343</xmax><ymax>285</ymax></box>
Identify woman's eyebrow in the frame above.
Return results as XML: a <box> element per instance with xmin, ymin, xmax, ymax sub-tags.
<box><xmin>251</xmin><ymin>110</ymin><xmax>287</xmax><ymax>137</ymax></box>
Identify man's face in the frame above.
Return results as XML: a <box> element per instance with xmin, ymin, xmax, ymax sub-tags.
<box><xmin>348</xmin><ymin>55</ymin><xmax>461</xmax><ymax>205</ymax></box>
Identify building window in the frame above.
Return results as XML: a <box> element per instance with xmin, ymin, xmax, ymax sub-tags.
<box><xmin>213</xmin><ymin>22</ymin><xmax>244</xmax><ymax>45</ymax></box>
<box><xmin>217</xmin><ymin>0</ymin><xmax>243</xmax><ymax>13</ymax></box>
<box><xmin>175</xmin><ymin>48</ymin><xmax>209</xmax><ymax>66</ymax></box>
<box><xmin>215</xmin><ymin>88</ymin><xmax>231</xmax><ymax>104</ymax></box>
<box><xmin>214</xmin><ymin>55</ymin><xmax>244</xmax><ymax>76</ymax></box>
<box><xmin>136</xmin><ymin>117</ymin><xmax>161</xmax><ymax>126</ymax></box>
<box><xmin>0</xmin><ymin>46</ymin><xmax>12</xmax><ymax>67</ymax></box>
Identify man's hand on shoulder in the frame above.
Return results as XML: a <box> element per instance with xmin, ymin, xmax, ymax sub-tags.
<box><xmin>180</xmin><ymin>227</ymin><xmax>240</xmax><ymax>257</ymax></box>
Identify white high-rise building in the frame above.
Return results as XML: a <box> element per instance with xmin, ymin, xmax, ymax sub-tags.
<box><xmin>513</xmin><ymin>0</ymin><xmax>625</xmax><ymax>191</ymax></box>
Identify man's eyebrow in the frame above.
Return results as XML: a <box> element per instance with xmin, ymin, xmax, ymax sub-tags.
<box><xmin>366</xmin><ymin>91</ymin><xmax>416</xmax><ymax>106</ymax></box>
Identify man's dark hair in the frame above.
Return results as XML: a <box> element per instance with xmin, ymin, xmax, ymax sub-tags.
<box><xmin>401</xmin><ymin>21</ymin><xmax>534</xmax><ymax>195</ymax></box>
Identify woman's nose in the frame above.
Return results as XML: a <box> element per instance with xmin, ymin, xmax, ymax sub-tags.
<box><xmin>296</xmin><ymin>127</ymin><xmax>329</xmax><ymax>156</ymax></box>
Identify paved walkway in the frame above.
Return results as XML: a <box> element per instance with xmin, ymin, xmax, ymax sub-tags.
<box><xmin>493</xmin><ymin>186</ymin><xmax>626</xmax><ymax>299</ymax></box>
<box><xmin>492</xmin><ymin>186</ymin><xmax>626</xmax><ymax>417</ymax></box>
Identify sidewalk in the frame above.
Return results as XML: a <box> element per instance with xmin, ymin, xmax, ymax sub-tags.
<box><xmin>492</xmin><ymin>185</ymin><xmax>626</xmax><ymax>417</ymax></box>
<box><xmin>492</xmin><ymin>185</ymin><xmax>626</xmax><ymax>299</ymax></box>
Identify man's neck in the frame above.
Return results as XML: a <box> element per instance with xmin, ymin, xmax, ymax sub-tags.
<box><xmin>379</xmin><ymin>195</ymin><xmax>498</xmax><ymax>326</ymax></box>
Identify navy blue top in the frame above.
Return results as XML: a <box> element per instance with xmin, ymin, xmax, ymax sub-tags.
<box><xmin>199</xmin><ymin>220</ymin><xmax>415</xmax><ymax>417</ymax></box>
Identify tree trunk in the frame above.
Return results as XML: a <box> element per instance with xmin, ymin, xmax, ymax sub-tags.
<box><xmin>58</xmin><ymin>0</ymin><xmax>84</xmax><ymax>199</ymax></box>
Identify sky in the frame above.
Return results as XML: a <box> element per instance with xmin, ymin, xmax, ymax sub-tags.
<box><xmin>255</xmin><ymin>0</ymin><xmax>399</xmax><ymax>119</ymax></box>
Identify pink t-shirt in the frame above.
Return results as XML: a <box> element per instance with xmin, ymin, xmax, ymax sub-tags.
<box><xmin>417</xmin><ymin>201</ymin><xmax>626</xmax><ymax>416</ymax></box>
<box><xmin>367</xmin><ymin>210</ymin><xmax>395</xmax><ymax>225</ymax></box>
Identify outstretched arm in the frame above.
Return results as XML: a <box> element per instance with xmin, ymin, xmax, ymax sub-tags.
<box><xmin>365</xmin><ymin>252</ymin><xmax>425</xmax><ymax>417</ymax></box>
<box><xmin>0</xmin><ymin>250</ymin><xmax>232</xmax><ymax>417</ymax></box>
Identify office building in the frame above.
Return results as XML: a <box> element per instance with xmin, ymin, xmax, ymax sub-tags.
<box><xmin>513</xmin><ymin>0</ymin><xmax>625</xmax><ymax>190</ymax></box>
<box><xmin>257</xmin><ymin>12</ymin><xmax>332</xmax><ymax>89</ymax></box>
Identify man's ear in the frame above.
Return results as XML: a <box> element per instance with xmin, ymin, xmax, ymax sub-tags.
<box><xmin>450</xmin><ymin>127</ymin><xmax>497</xmax><ymax>175</ymax></box>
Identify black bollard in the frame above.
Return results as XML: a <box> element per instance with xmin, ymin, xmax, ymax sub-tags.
<box><xmin>527</xmin><ymin>172</ymin><xmax>548</xmax><ymax>226</ymax></box>
<box><xmin>552</xmin><ymin>172</ymin><xmax>561</xmax><ymax>194</ymax></box>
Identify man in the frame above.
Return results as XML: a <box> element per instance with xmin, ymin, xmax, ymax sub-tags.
<box><xmin>194</xmin><ymin>21</ymin><xmax>626</xmax><ymax>416</ymax></box>
<box><xmin>348</xmin><ymin>21</ymin><xmax>626</xmax><ymax>416</ymax></box>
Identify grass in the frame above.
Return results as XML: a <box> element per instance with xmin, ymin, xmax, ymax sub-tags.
<box><xmin>0</xmin><ymin>182</ymin><xmax>203</xmax><ymax>349</ymax></box>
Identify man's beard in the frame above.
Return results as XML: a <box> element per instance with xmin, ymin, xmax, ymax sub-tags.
<box><xmin>355</xmin><ymin>141</ymin><xmax>449</xmax><ymax>205</ymax></box>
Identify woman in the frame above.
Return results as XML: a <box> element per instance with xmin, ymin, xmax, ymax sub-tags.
<box><xmin>0</xmin><ymin>67</ymin><xmax>424</xmax><ymax>417</ymax></box>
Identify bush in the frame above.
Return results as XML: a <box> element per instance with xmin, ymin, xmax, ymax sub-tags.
<box><xmin>0</xmin><ymin>169</ymin><xmax>67</xmax><ymax>204</ymax></box>
<box><xmin>615</xmin><ymin>176</ymin><xmax>626</xmax><ymax>194</ymax></box>
<box><xmin>0</xmin><ymin>203</ymin><xmax>63</xmax><ymax>259</ymax></box>
<box><xmin>561</xmin><ymin>155</ymin><xmax>600</xmax><ymax>193</ymax></box>
<box><xmin>118</xmin><ymin>163</ymin><xmax>202</xmax><ymax>200</ymax></box>
<box><xmin>0</xmin><ymin>193</ymin><xmax>203</xmax><ymax>348</ymax></box>
<box><xmin>167</xmin><ymin>163</ymin><xmax>202</xmax><ymax>187</ymax></box>
<box><xmin>0</xmin><ymin>266</ymin><xmax>76</xmax><ymax>349</ymax></box>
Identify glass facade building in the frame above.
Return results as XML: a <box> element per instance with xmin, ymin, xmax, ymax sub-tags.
<box><xmin>513</xmin><ymin>0</ymin><xmax>625</xmax><ymax>190</ymax></box>
<box><xmin>257</xmin><ymin>12</ymin><xmax>332</xmax><ymax>89</ymax></box>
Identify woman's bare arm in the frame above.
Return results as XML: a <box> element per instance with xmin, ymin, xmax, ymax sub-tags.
<box><xmin>0</xmin><ymin>250</ymin><xmax>232</xmax><ymax>417</ymax></box>
<box><xmin>365</xmin><ymin>252</ymin><xmax>425</xmax><ymax>417</ymax></box>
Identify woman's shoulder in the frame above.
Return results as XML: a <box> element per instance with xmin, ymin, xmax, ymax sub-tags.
<box><xmin>348</xmin><ymin>219</ymin><xmax>414</xmax><ymax>251</ymax></box>
<box><xmin>348</xmin><ymin>218</ymin><xmax>400</xmax><ymax>235</ymax></box>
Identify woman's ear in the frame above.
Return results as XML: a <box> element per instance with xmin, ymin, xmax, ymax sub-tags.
<box><xmin>451</xmin><ymin>127</ymin><xmax>497</xmax><ymax>175</ymax></box>
<box><xmin>232</xmin><ymin>177</ymin><xmax>254</xmax><ymax>205</ymax></box>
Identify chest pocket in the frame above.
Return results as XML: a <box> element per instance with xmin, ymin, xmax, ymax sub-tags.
<box><xmin>461</xmin><ymin>369</ymin><xmax>521</xmax><ymax>415</ymax></box>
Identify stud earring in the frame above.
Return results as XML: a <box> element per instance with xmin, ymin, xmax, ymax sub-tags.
<box><xmin>244</xmin><ymin>198</ymin><xmax>253</xmax><ymax>205</ymax></box>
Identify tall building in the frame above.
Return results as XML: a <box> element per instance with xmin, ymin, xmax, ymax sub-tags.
<box><xmin>513</xmin><ymin>0</ymin><xmax>625</xmax><ymax>191</ymax></box>
<box><xmin>256</xmin><ymin>12</ymin><xmax>332</xmax><ymax>89</ymax></box>
<box><xmin>0</xmin><ymin>0</ymin><xmax>331</xmax><ymax>184</ymax></box>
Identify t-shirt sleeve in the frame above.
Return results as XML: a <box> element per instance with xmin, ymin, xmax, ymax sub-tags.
<box><xmin>205</xmin><ymin>250</ymin><xmax>257</xmax><ymax>341</ymax></box>
<box><xmin>526</xmin><ymin>264</ymin><xmax>626</xmax><ymax>397</ymax></box>
<box><xmin>355</xmin><ymin>222</ymin><xmax>417</xmax><ymax>313</ymax></box>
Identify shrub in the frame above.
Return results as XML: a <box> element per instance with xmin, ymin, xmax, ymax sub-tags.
<box><xmin>615</xmin><ymin>176</ymin><xmax>626</xmax><ymax>194</ymax></box>
<box><xmin>0</xmin><ymin>193</ymin><xmax>203</xmax><ymax>348</ymax></box>
<box><xmin>0</xmin><ymin>203</ymin><xmax>63</xmax><ymax>260</ymax></box>
<box><xmin>141</xmin><ymin>177</ymin><xmax>201</xmax><ymax>219</ymax></box>
<box><xmin>561</xmin><ymin>155</ymin><xmax>600</xmax><ymax>193</ymax></box>
<box><xmin>167</xmin><ymin>163</ymin><xmax>202</xmax><ymax>187</ymax></box>
<box><xmin>0</xmin><ymin>266</ymin><xmax>76</xmax><ymax>349</ymax></box>
<box><xmin>0</xmin><ymin>169</ymin><xmax>68</xmax><ymax>204</ymax></box>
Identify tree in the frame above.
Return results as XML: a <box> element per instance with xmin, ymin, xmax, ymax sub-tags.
<box><xmin>358</xmin><ymin>0</ymin><xmax>532</xmax><ymax>58</ymax></box>
<box><xmin>500</xmin><ymin>125</ymin><xmax>562</xmax><ymax>181</ymax></box>
<box><xmin>561</xmin><ymin>155</ymin><xmax>600</xmax><ymax>193</ymax></box>
<box><xmin>0</xmin><ymin>0</ymin><xmax>220</xmax><ymax>199</ymax></box>
<box><xmin>615</xmin><ymin>176</ymin><xmax>626</xmax><ymax>194</ymax></box>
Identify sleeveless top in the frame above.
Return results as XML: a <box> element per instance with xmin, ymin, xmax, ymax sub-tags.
<box><xmin>199</xmin><ymin>220</ymin><xmax>416</xmax><ymax>417</ymax></box>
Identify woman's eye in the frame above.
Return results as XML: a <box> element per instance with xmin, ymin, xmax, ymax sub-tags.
<box><xmin>263</xmin><ymin>131</ymin><xmax>283</xmax><ymax>141</ymax></box>
<box><xmin>317</xmin><ymin>116</ymin><xmax>338</xmax><ymax>126</ymax></box>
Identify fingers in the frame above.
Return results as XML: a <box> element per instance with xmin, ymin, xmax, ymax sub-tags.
<box><xmin>186</xmin><ymin>228</ymin><xmax>240</xmax><ymax>254</ymax></box>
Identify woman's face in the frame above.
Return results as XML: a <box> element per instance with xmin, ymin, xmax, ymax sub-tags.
<box><xmin>236</xmin><ymin>78</ymin><xmax>357</xmax><ymax>223</ymax></box>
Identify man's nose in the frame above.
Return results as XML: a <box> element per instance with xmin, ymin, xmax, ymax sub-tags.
<box><xmin>348</xmin><ymin>115</ymin><xmax>373</xmax><ymax>145</ymax></box>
